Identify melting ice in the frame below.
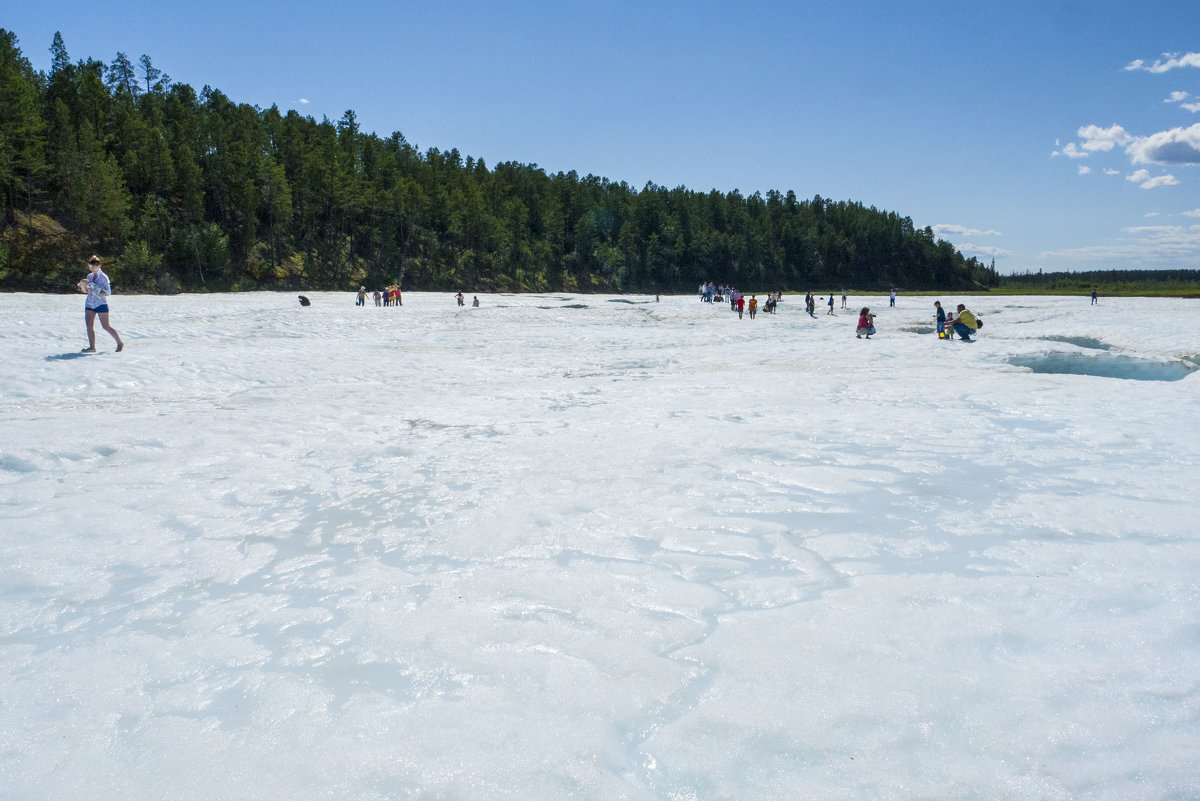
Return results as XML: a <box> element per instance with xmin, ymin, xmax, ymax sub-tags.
<box><xmin>2</xmin><ymin>291</ymin><xmax>1198</xmax><ymax>800</ymax></box>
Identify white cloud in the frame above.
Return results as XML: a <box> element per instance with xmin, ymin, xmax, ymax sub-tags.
<box><xmin>932</xmin><ymin>224</ymin><xmax>1002</xmax><ymax>238</ymax></box>
<box><xmin>1053</xmin><ymin>142</ymin><xmax>1086</xmax><ymax>158</ymax></box>
<box><xmin>1104</xmin><ymin>168</ymin><xmax>1121</xmax><ymax>175</ymax></box>
<box><xmin>1124</xmin><ymin>225</ymin><xmax>1181</xmax><ymax>234</ymax></box>
<box><xmin>1182</xmin><ymin>209</ymin><xmax>1200</xmax><ymax>217</ymax></box>
<box><xmin>1077</xmin><ymin>124</ymin><xmax>1132</xmax><ymax>152</ymax></box>
<box><xmin>1163</xmin><ymin>90</ymin><xmax>1200</xmax><ymax>112</ymax></box>
<box><xmin>1125</xmin><ymin>169</ymin><xmax>1179</xmax><ymax>189</ymax></box>
<box><xmin>1126</xmin><ymin>124</ymin><xmax>1200</xmax><ymax>165</ymax></box>
<box><xmin>1078</xmin><ymin>165</ymin><xmax>1092</xmax><ymax>175</ymax></box>
<box><xmin>1040</xmin><ymin>223</ymin><xmax>1200</xmax><ymax>264</ymax></box>
<box><xmin>1144</xmin><ymin>211</ymin><xmax>1160</xmax><ymax>218</ymax></box>
<box><xmin>1125</xmin><ymin>52</ymin><xmax>1200</xmax><ymax>73</ymax></box>
<box><xmin>1144</xmin><ymin>174</ymin><xmax>1180</xmax><ymax>189</ymax></box>
<box><xmin>1055</xmin><ymin>125</ymin><xmax>1132</xmax><ymax>160</ymax></box>
<box><xmin>958</xmin><ymin>244</ymin><xmax>1012</xmax><ymax>258</ymax></box>
<box><xmin>299</xmin><ymin>98</ymin><xmax>310</xmax><ymax>104</ymax></box>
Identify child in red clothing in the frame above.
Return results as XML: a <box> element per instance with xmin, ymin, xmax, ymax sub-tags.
<box><xmin>856</xmin><ymin>307</ymin><xmax>875</xmax><ymax>339</ymax></box>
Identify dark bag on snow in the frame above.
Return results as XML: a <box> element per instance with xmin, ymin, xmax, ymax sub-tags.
<box><xmin>975</xmin><ymin>317</ymin><xmax>982</xmax><ymax>329</ymax></box>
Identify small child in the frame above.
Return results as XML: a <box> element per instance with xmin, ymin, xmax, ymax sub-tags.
<box><xmin>856</xmin><ymin>307</ymin><xmax>874</xmax><ymax>339</ymax></box>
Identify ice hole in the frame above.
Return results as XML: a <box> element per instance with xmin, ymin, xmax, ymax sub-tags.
<box><xmin>1009</xmin><ymin>353</ymin><xmax>1197</xmax><ymax>381</ymax></box>
<box><xmin>1039</xmin><ymin>335</ymin><xmax>1111</xmax><ymax>350</ymax></box>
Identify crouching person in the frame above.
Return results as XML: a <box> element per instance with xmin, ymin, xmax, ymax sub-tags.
<box><xmin>947</xmin><ymin>304</ymin><xmax>979</xmax><ymax>342</ymax></box>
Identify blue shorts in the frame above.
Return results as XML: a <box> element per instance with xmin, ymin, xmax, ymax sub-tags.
<box><xmin>87</xmin><ymin>304</ymin><xmax>110</xmax><ymax>314</ymax></box>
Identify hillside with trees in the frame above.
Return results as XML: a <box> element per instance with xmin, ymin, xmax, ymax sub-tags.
<box><xmin>1</xmin><ymin>29</ymin><xmax>998</xmax><ymax>294</ymax></box>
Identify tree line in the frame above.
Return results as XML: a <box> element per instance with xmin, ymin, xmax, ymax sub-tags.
<box><xmin>1</xmin><ymin>29</ymin><xmax>999</xmax><ymax>294</ymax></box>
<box><xmin>1000</xmin><ymin>268</ymin><xmax>1200</xmax><ymax>292</ymax></box>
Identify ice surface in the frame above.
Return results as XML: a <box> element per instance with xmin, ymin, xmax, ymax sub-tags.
<box><xmin>2</xmin><ymin>292</ymin><xmax>1198</xmax><ymax>800</ymax></box>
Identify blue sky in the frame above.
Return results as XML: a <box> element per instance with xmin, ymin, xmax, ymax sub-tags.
<box><xmin>7</xmin><ymin>0</ymin><xmax>1200</xmax><ymax>272</ymax></box>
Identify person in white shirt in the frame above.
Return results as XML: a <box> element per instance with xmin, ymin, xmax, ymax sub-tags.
<box><xmin>79</xmin><ymin>255</ymin><xmax>124</xmax><ymax>352</ymax></box>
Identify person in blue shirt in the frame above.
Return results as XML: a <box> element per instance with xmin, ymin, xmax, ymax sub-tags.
<box><xmin>79</xmin><ymin>256</ymin><xmax>123</xmax><ymax>352</ymax></box>
<box><xmin>934</xmin><ymin>300</ymin><xmax>950</xmax><ymax>339</ymax></box>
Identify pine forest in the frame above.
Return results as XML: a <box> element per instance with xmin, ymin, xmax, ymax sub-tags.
<box><xmin>0</xmin><ymin>30</ymin><xmax>1001</xmax><ymax>294</ymax></box>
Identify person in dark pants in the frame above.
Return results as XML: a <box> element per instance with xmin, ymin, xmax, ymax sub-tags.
<box><xmin>946</xmin><ymin>304</ymin><xmax>979</xmax><ymax>342</ymax></box>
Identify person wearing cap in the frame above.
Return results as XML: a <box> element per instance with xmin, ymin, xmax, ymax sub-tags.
<box><xmin>79</xmin><ymin>255</ymin><xmax>123</xmax><ymax>352</ymax></box>
<box><xmin>356</xmin><ymin>286</ymin><xmax>367</xmax><ymax>306</ymax></box>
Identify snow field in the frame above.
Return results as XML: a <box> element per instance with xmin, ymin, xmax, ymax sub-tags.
<box><xmin>1</xmin><ymin>291</ymin><xmax>1198</xmax><ymax>800</ymax></box>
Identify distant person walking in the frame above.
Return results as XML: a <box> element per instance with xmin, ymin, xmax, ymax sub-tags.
<box><xmin>472</xmin><ymin>296</ymin><xmax>480</xmax><ymax>307</ymax></box>
<box><xmin>79</xmin><ymin>255</ymin><xmax>123</xmax><ymax>352</ymax></box>
<box><xmin>826</xmin><ymin>294</ymin><xmax>835</xmax><ymax>315</ymax></box>
<box><xmin>356</xmin><ymin>286</ymin><xmax>367</xmax><ymax>306</ymax></box>
<box><xmin>890</xmin><ymin>289</ymin><xmax>897</xmax><ymax>307</ymax></box>
<box><xmin>1091</xmin><ymin>289</ymin><xmax>1098</xmax><ymax>305</ymax></box>
<box><xmin>841</xmin><ymin>289</ymin><xmax>847</xmax><ymax>309</ymax></box>
<box><xmin>456</xmin><ymin>292</ymin><xmax>465</xmax><ymax>307</ymax></box>
<box><xmin>373</xmin><ymin>289</ymin><xmax>382</xmax><ymax>307</ymax></box>
<box><xmin>748</xmin><ymin>295</ymin><xmax>758</xmax><ymax>319</ymax></box>
<box><xmin>736</xmin><ymin>295</ymin><xmax>745</xmax><ymax>319</ymax></box>
<box><xmin>806</xmin><ymin>293</ymin><xmax>816</xmax><ymax>317</ymax></box>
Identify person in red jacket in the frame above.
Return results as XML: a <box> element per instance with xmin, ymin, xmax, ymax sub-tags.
<box><xmin>856</xmin><ymin>307</ymin><xmax>875</xmax><ymax>339</ymax></box>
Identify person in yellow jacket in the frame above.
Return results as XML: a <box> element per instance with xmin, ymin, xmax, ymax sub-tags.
<box><xmin>946</xmin><ymin>304</ymin><xmax>979</xmax><ymax>342</ymax></box>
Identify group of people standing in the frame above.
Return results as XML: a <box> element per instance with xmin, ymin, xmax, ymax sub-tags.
<box><xmin>698</xmin><ymin>282</ymin><xmax>735</xmax><ymax>303</ymax></box>
<box><xmin>699</xmin><ymin>283</ymin><xmax>783</xmax><ymax>319</ymax></box>
<box><xmin>355</xmin><ymin>286</ymin><xmax>405</xmax><ymax>306</ymax></box>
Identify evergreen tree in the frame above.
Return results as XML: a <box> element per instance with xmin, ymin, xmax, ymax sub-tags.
<box><xmin>106</xmin><ymin>51</ymin><xmax>138</xmax><ymax>97</ymax></box>
<box><xmin>138</xmin><ymin>54</ymin><xmax>162</xmax><ymax>94</ymax></box>
<box><xmin>0</xmin><ymin>31</ymin><xmax>998</xmax><ymax>293</ymax></box>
